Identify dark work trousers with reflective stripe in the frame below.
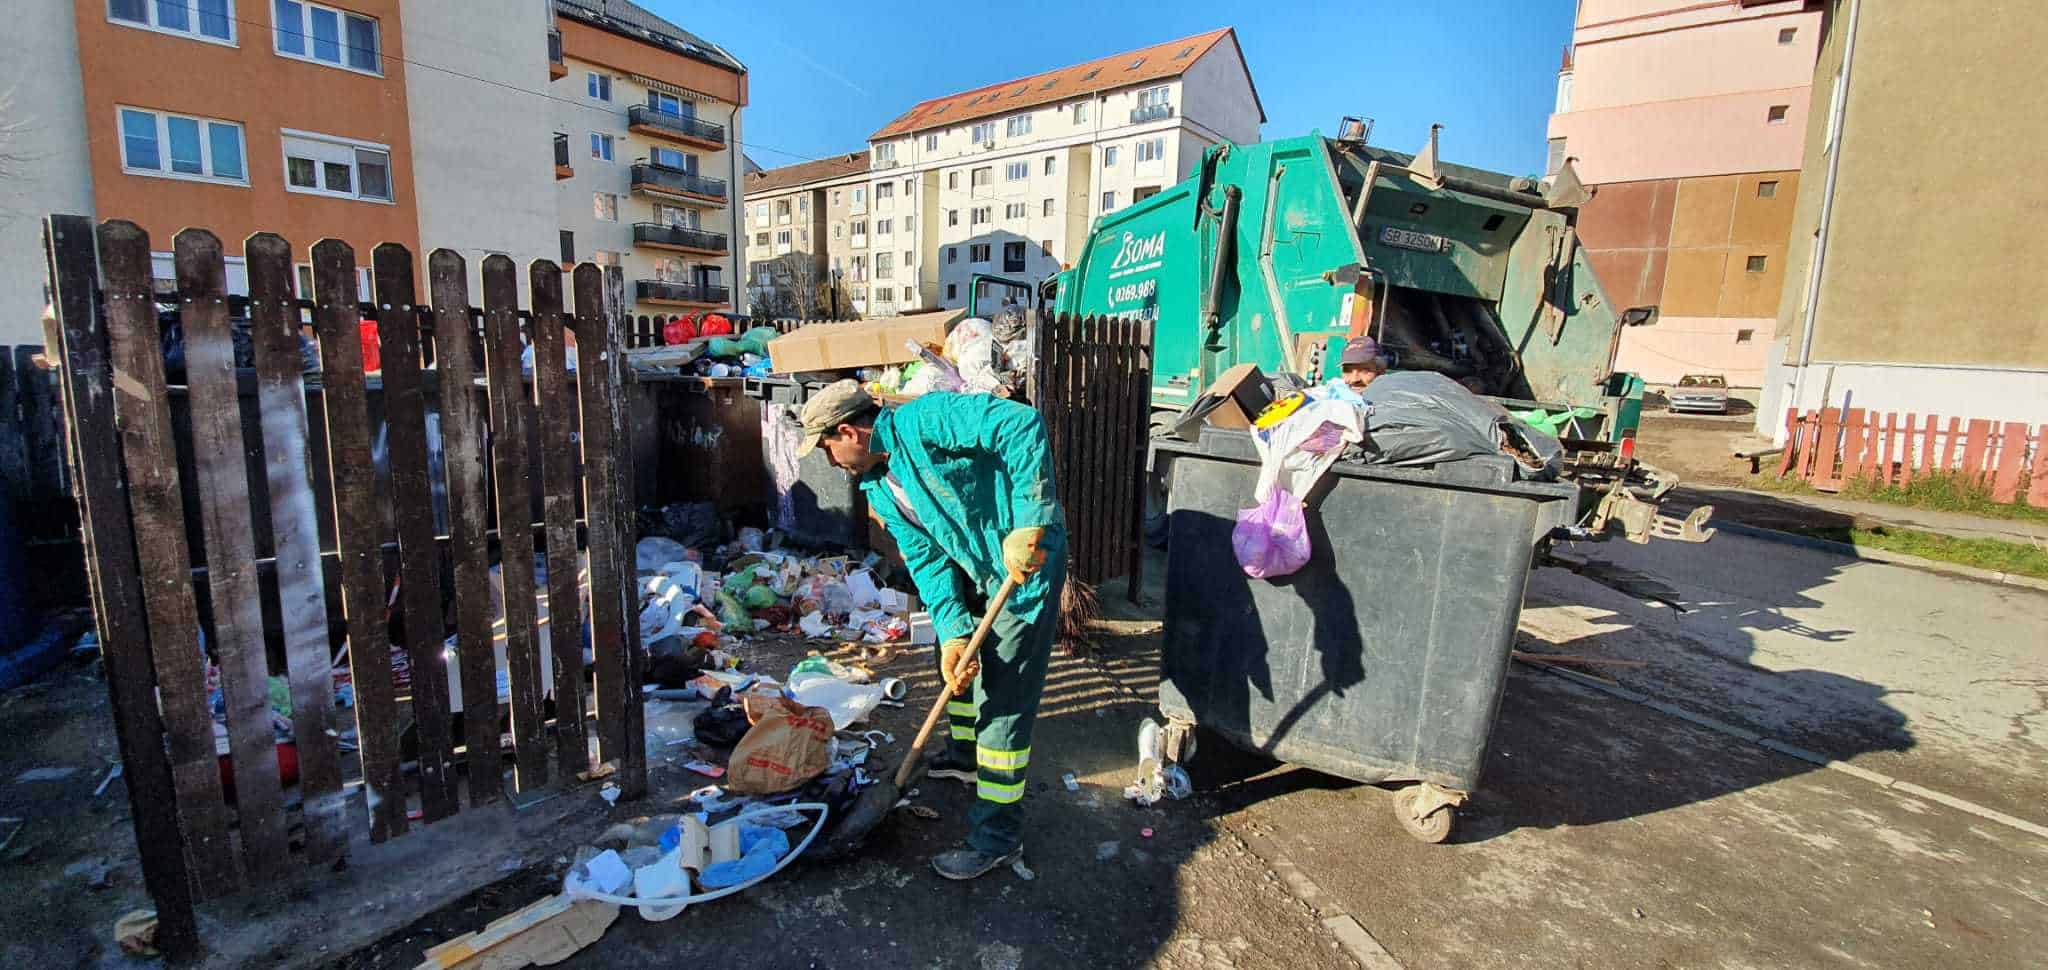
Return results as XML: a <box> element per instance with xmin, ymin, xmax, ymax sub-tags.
<box><xmin>936</xmin><ymin>555</ymin><xmax>1065</xmax><ymax>856</ymax></box>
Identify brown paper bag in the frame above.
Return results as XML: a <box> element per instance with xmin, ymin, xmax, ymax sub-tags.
<box><xmin>726</xmin><ymin>701</ymin><xmax>835</xmax><ymax>794</ymax></box>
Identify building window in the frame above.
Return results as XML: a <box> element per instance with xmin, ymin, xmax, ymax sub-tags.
<box><xmin>1133</xmin><ymin>185</ymin><xmax>1161</xmax><ymax>202</ymax></box>
<box><xmin>647</xmin><ymin>90</ymin><xmax>689</xmax><ymax>117</ymax></box>
<box><xmin>876</xmin><ymin>253</ymin><xmax>894</xmax><ymax>280</ymax></box>
<box><xmin>775</xmin><ymin>230</ymin><xmax>792</xmax><ymax>245</ymax></box>
<box><xmin>970</xmin><ymin>167</ymin><xmax>991</xmax><ymax>188</ymax></box>
<box><xmin>1005</xmin><ymin>203</ymin><xmax>1027</xmax><ymax>219</ymax></box>
<box><xmin>594</xmin><ymin>192</ymin><xmax>618</xmax><ymax>221</ymax></box>
<box><xmin>591</xmin><ymin>250</ymin><xmax>620</xmax><ymax>267</ymax></box>
<box><xmin>1736</xmin><ymin>329</ymin><xmax>1756</xmax><ymax>344</ymax></box>
<box><xmin>110</xmin><ymin>0</ymin><xmax>233</xmax><ymax>43</ymax></box>
<box><xmin>1041</xmin><ymin>239</ymin><xmax>1054</xmax><ymax>257</ymax></box>
<box><xmin>1767</xmin><ymin>104</ymin><xmax>1789</xmax><ymax>125</ymax></box>
<box><xmin>798</xmin><ymin>195</ymin><xmax>809</xmax><ymax>215</ymax></box>
<box><xmin>1103</xmin><ymin>146</ymin><xmax>1118</xmax><ymax>167</ymax></box>
<box><xmin>119</xmin><ymin>107</ymin><xmax>247</xmax><ymax>184</ymax></box>
<box><xmin>754</xmin><ymin>232</ymin><xmax>769</xmax><ymax>246</ymax></box>
<box><xmin>851</xmin><ymin>187</ymin><xmax>866</xmax><ymax>211</ymax></box>
<box><xmin>560</xmin><ymin>230</ymin><xmax>574</xmax><ymax>264</ymax></box>
<box><xmin>587</xmin><ymin>72</ymin><xmax>611</xmax><ymax>101</ymax></box>
<box><xmin>925</xmin><ymin>134</ymin><xmax>938</xmax><ymax>151</ymax></box>
<box><xmin>282</xmin><ymin>130</ymin><xmax>389</xmax><ymax>200</ymax></box>
<box><xmin>1006</xmin><ymin>116</ymin><xmax>1032</xmax><ymax>137</ymax></box>
<box><xmin>1043</xmin><ymin>198</ymin><xmax>1055</xmax><ymax>217</ymax></box>
<box><xmin>947</xmin><ymin>282</ymin><xmax>958</xmax><ymax>300</ymax></box>
<box><xmin>1043</xmin><ymin>155</ymin><xmax>1056</xmax><ymax>175</ymax></box>
<box><xmin>1073</xmin><ymin>100</ymin><xmax>1089</xmax><ymax>124</ymax></box>
<box><xmin>874</xmin><ymin>142</ymin><xmax>896</xmax><ymax>164</ymax></box>
<box><xmin>1746</xmin><ymin>255</ymin><xmax>1768</xmax><ymax>273</ymax></box>
<box><xmin>1778</xmin><ymin>27</ymin><xmax>1797</xmax><ymax>45</ymax></box>
<box><xmin>876</xmin><ymin>218</ymin><xmax>893</xmax><ymax>234</ymax></box>
<box><xmin>651</xmin><ymin>147</ymin><xmax>690</xmax><ymax>170</ymax></box>
<box><xmin>1005</xmin><ymin>161</ymin><xmax>1029</xmax><ymax>181</ymax></box>
<box><xmin>970</xmin><ymin>206</ymin><xmax>990</xmax><ymax>225</ymax></box>
<box><xmin>947</xmin><ymin>210</ymin><xmax>959</xmax><ymax>227</ymax></box>
<box><xmin>1102</xmin><ymin>191</ymin><xmax>1116</xmax><ymax>211</ymax></box>
<box><xmin>1136</xmin><ymin>85</ymin><xmax>1171</xmax><ymax>109</ymax></box>
<box><xmin>904</xmin><ymin>177</ymin><xmax>915</xmax><ymax>194</ymax></box>
<box><xmin>1136</xmin><ymin>137</ymin><xmax>1164</xmax><ymax>163</ymax></box>
<box><xmin>876</xmin><ymin>182</ymin><xmax>894</xmax><ymax>202</ymax></box>
<box><xmin>1757</xmin><ymin>180</ymin><xmax>1779</xmax><ymax>199</ymax></box>
<box><xmin>905</xmin><ymin>215</ymin><xmax>915</xmax><ymax>232</ymax></box>
<box><xmin>775</xmin><ymin>199</ymin><xmax>792</xmax><ymax>222</ymax></box>
<box><xmin>902</xmin><ymin>250</ymin><xmax>913</xmax><ymax>267</ymax></box>
<box><xmin>970</xmin><ymin>243</ymin><xmax>991</xmax><ymax>263</ymax></box>
<box><xmin>947</xmin><ymin>247</ymin><xmax>958</xmax><ymax>264</ymax></box>
<box><xmin>590</xmin><ymin>133</ymin><xmax>613</xmax><ymax>162</ymax></box>
<box><xmin>832</xmin><ymin>189</ymin><xmax>842</xmax><ymax>205</ymax></box>
<box><xmin>832</xmin><ymin>224</ymin><xmax>842</xmax><ymax>239</ymax></box>
<box><xmin>902</xmin><ymin>286</ymin><xmax>913</xmax><ymax>302</ymax></box>
<box><xmin>274</xmin><ymin>1</ymin><xmax>379</xmax><ymax>73</ymax></box>
<box><xmin>1003</xmin><ymin>241</ymin><xmax>1026</xmax><ymax>272</ymax></box>
<box><xmin>1546</xmin><ymin>137</ymin><xmax>1567</xmax><ymax>176</ymax></box>
<box><xmin>947</xmin><ymin>172</ymin><xmax>959</xmax><ymax>190</ymax></box>
<box><xmin>971</xmin><ymin>122</ymin><xmax>995</xmax><ymax>144</ymax></box>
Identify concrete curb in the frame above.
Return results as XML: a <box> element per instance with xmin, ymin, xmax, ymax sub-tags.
<box><xmin>1711</xmin><ymin>521</ymin><xmax>2048</xmax><ymax>593</ymax></box>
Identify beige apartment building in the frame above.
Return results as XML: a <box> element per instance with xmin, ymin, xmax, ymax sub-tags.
<box><xmin>740</xmin><ymin>152</ymin><xmax>867</xmax><ymax>318</ymax></box>
<box><xmin>1759</xmin><ymin>0</ymin><xmax>2047</xmax><ymax>435</ymax></box>
<box><xmin>739</xmin><ymin>28</ymin><xmax>1262</xmax><ymax>319</ymax></box>
<box><xmin>550</xmin><ymin>0</ymin><xmax>747</xmax><ymax>318</ymax></box>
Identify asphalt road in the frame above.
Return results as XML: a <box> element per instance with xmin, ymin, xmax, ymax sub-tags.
<box><xmin>330</xmin><ymin>533</ymin><xmax>2048</xmax><ymax>969</ymax></box>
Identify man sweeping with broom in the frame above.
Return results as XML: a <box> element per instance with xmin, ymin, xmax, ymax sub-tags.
<box><xmin>797</xmin><ymin>380</ymin><xmax>1065</xmax><ymax>880</ymax></box>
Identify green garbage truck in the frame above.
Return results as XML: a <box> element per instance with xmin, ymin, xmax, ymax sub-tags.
<box><xmin>1051</xmin><ymin>125</ymin><xmax>1652</xmax><ymax>444</ymax></box>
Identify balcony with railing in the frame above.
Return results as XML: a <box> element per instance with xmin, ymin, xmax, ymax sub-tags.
<box><xmin>552</xmin><ymin>133</ymin><xmax>571</xmax><ymax>180</ymax></box>
<box><xmin>547</xmin><ymin>30</ymin><xmax>565</xmax><ymax>79</ymax></box>
<box><xmin>636</xmin><ymin>279</ymin><xmax>730</xmax><ymax>307</ymax></box>
<box><xmin>633</xmin><ymin>222</ymin><xmax>729</xmax><ymax>255</ymax></box>
<box><xmin>627</xmin><ymin>105</ymin><xmax>726</xmax><ymax>150</ymax></box>
<box><xmin>1130</xmin><ymin>103</ymin><xmax>1175</xmax><ymax>124</ymax></box>
<box><xmin>630</xmin><ymin>162</ymin><xmax>727</xmax><ymax>205</ymax></box>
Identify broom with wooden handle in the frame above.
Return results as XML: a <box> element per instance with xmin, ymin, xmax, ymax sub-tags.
<box><xmin>893</xmin><ymin>576</ymin><xmax>1018</xmax><ymax>789</ymax></box>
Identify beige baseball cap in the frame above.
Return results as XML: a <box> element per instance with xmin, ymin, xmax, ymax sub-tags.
<box><xmin>796</xmin><ymin>379</ymin><xmax>876</xmax><ymax>457</ymax></box>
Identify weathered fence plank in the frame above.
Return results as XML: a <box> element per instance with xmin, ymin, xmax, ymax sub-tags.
<box><xmin>574</xmin><ymin>267</ymin><xmax>629</xmax><ymax>776</ymax></box>
<box><xmin>246</xmin><ymin>233</ymin><xmax>347</xmax><ymax>862</ymax></box>
<box><xmin>1991</xmin><ymin>422</ymin><xmax>2027</xmax><ymax>504</ymax></box>
<box><xmin>98</xmin><ymin>221</ymin><xmax>242</xmax><ymax>894</ymax></box>
<box><xmin>1897</xmin><ymin>413</ymin><xmax>1917</xmax><ymax>486</ymax></box>
<box><xmin>2030</xmin><ymin>426</ymin><xmax>2048</xmax><ymax>509</ymax></box>
<box><xmin>597</xmin><ymin>267</ymin><xmax>646</xmax><ymax>794</ymax></box>
<box><xmin>44</xmin><ymin>216</ymin><xmax>200</xmax><ymax>956</ymax></box>
<box><xmin>312</xmin><ymin>239</ymin><xmax>408</xmax><ymax>843</ymax></box>
<box><xmin>429</xmin><ymin>250</ymin><xmax>504</xmax><ymax>806</ymax></box>
<box><xmin>1960</xmin><ymin>419</ymin><xmax>1992</xmax><ymax>482</ymax></box>
<box><xmin>374</xmin><ymin>244</ymin><xmax>460</xmax><ymax>821</ymax></box>
<box><xmin>176</xmin><ymin>229</ymin><xmax>291</xmax><ymax>882</ymax></box>
<box><xmin>531</xmin><ymin>262</ymin><xmax>588</xmax><ymax>780</ymax></box>
<box><xmin>482</xmin><ymin>255</ymin><xmax>549</xmax><ymax>791</ymax></box>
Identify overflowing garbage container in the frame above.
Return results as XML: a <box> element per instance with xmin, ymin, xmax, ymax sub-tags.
<box><xmin>1146</xmin><ymin>427</ymin><xmax>1578</xmax><ymax>842</ymax></box>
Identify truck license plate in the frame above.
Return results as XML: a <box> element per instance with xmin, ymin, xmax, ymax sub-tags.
<box><xmin>1380</xmin><ymin>227</ymin><xmax>1449</xmax><ymax>253</ymax></box>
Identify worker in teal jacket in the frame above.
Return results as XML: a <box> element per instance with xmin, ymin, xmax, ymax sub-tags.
<box><xmin>797</xmin><ymin>380</ymin><xmax>1066</xmax><ymax>881</ymax></box>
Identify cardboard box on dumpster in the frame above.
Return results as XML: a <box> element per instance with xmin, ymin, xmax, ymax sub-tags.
<box><xmin>1193</xmin><ymin>364</ymin><xmax>1273</xmax><ymax>429</ymax></box>
<box><xmin>767</xmin><ymin>316</ymin><xmax>950</xmax><ymax>374</ymax></box>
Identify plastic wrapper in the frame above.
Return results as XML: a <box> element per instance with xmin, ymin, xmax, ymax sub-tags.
<box><xmin>1351</xmin><ymin>371</ymin><xmax>1562</xmax><ymax>477</ymax></box>
<box><xmin>945</xmin><ymin>318</ymin><xmax>1003</xmax><ymax>394</ymax></box>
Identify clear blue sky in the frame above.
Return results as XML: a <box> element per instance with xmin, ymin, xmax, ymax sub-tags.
<box><xmin>645</xmin><ymin>0</ymin><xmax>1574</xmax><ymax>177</ymax></box>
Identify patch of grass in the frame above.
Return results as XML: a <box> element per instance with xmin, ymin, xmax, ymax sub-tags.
<box><xmin>1836</xmin><ymin>472</ymin><xmax>2048</xmax><ymax>524</ymax></box>
<box><xmin>1746</xmin><ymin>473</ymin><xmax>1825</xmax><ymax>497</ymax></box>
<box><xmin>1789</xmin><ymin>525</ymin><xmax>2048</xmax><ymax>580</ymax></box>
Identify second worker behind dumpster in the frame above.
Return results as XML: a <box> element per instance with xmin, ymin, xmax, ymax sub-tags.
<box><xmin>795</xmin><ymin>379</ymin><xmax>1067</xmax><ymax>881</ymax></box>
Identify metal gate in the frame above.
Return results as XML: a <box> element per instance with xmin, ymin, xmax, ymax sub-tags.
<box><xmin>1033</xmin><ymin>314</ymin><xmax>1154</xmax><ymax>596</ymax></box>
<box><xmin>41</xmin><ymin>216</ymin><xmax>643</xmax><ymax>956</ymax></box>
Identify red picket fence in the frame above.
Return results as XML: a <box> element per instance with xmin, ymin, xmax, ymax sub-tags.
<box><xmin>1777</xmin><ymin>407</ymin><xmax>2046</xmax><ymax>505</ymax></box>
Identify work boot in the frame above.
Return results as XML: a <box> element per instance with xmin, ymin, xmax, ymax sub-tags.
<box><xmin>922</xmin><ymin>753</ymin><xmax>976</xmax><ymax>787</ymax></box>
<box><xmin>931</xmin><ymin>843</ymin><xmax>1021</xmax><ymax>881</ymax></box>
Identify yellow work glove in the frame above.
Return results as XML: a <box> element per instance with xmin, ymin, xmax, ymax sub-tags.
<box><xmin>940</xmin><ymin>636</ymin><xmax>979</xmax><ymax>697</ymax></box>
<box><xmin>1001</xmin><ymin>526</ymin><xmax>1048</xmax><ymax>585</ymax></box>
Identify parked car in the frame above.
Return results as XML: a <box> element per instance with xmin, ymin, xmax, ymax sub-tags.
<box><xmin>1668</xmin><ymin>374</ymin><xmax>1730</xmax><ymax>414</ymax></box>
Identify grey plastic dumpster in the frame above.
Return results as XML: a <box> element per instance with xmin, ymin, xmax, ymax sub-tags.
<box><xmin>1151</xmin><ymin>428</ymin><xmax>1578</xmax><ymax>842</ymax></box>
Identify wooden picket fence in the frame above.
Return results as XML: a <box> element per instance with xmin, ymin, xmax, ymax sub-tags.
<box><xmin>1035</xmin><ymin>314</ymin><xmax>1155</xmax><ymax>597</ymax></box>
<box><xmin>42</xmin><ymin>216</ymin><xmax>642</xmax><ymax>957</ymax></box>
<box><xmin>1777</xmin><ymin>407</ymin><xmax>2046</xmax><ymax>505</ymax></box>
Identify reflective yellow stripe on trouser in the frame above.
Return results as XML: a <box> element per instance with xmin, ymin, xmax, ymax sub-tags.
<box><xmin>945</xmin><ymin>700</ymin><xmax>979</xmax><ymax>754</ymax></box>
<box><xmin>976</xmin><ymin>745</ymin><xmax>1029</xmax><ymax>803</ymax></box>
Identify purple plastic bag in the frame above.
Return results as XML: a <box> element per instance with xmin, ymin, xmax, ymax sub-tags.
<box><xmin>1232</xmin><ymin>487</ymin><xmax>1311</xmax><ymax>579</ymax></box>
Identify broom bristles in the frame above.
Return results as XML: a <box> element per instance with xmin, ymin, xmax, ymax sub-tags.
<box><xmin>1058</xmin><ymin>578</ymin><xmax>1100</xmax><ymax>656</ymax></box>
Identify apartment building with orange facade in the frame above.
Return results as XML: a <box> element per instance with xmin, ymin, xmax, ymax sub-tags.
<box><xmin>0</xmin><ymin>0</ymin><xmax>743</xmax><ymax>341</ymax></box>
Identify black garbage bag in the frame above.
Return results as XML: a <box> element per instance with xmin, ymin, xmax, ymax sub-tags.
<box><xmin>661</xmin><ymin>501</ymin><xmax>722</xmax><ymax>550</ymax></box>
<box><xmin>693</xmin><ymin>697</ymin><xmax>751</xmax><ymax>749</ymax></box>
<box><xmin>1353</xmin><ymin>371</ymin><xmax>1561</xmax><ymax>478</ymax></box>
<box><xmin>645</xmin><ymin>635</ymin><xmax>709</xmax><ymax>688</ymax></box>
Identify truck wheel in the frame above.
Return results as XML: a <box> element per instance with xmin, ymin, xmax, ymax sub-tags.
<box><xmin>1393</xmin><ymin>786</ymin><xmax>1456</xmax><ymax>843</ymax></box>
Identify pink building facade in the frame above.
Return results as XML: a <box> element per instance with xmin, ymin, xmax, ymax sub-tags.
<box><xmin>1548</xmin><ymin>0</ymin><xmax>1822</xmax><ymax>388</ymax></box>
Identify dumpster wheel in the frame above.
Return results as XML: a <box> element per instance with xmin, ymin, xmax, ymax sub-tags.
<box><xmin>1393</xmin><ymin>784</ymin><xmax>1463</xmax><ymax>844</ymax></box>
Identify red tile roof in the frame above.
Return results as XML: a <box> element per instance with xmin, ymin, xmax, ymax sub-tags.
<box><xmin>869</xmin><ymin>28</ymin><xmax>1254</xmax><ymax>140</ymax></box>
<box><xmin>743</xmin><ymin>152</ymin><xmax>870</xmax><ymax>195</ymax></box>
